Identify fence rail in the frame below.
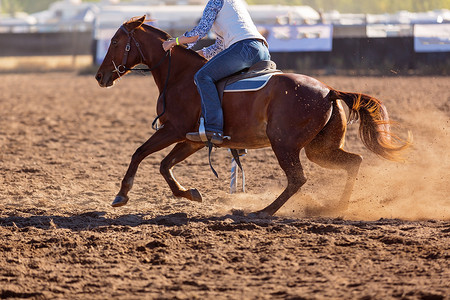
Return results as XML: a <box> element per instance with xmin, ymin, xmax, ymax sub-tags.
<box><xmin>0</xmin><ymin>31</ymin><xmax>93</xmax><ymax>57</ymax></box>
<box><xmin>271</xmin><ymin>37</ymin><xmax>450</xmax><ymax>74</ymax></box>
<box><xmin>1</xmin><ymin>29</ymin><xmax>449</xmax><ymax>74</ymax></box>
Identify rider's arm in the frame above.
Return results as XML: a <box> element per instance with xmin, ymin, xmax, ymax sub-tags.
<box><xmin>200</xmin><ymin>36</ymin><xmax>225</xmax><ymax>60</ymax></box>
<box><xmin>162</xmin><ymin>35</ymin><xmax>198</xmax><ymax>51</ymax></box>
<box><xmin>183</xmin><ymin>0</ymin><xmax>224</xmax><ymax>46</ymax></box>
<box><xmin>162</xmin><ymin>0</ymin><xmax>223</xmax><ymax>51</ymax></box>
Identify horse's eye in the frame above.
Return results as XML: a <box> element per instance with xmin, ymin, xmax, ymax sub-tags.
<box><xmin>111</xmin><ymin>40</ymin><xmax>118</xmax><ymax>46</ymax></box>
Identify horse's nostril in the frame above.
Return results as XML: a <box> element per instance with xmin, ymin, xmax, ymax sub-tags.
<box><xmin>95</xmin><ymin>73</ymin><xmax>102</xmax><ymax>82</ymax></box>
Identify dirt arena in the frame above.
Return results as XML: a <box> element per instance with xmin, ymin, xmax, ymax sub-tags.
<box><xmin>0</xmin><ymin>71</ymin><xmax>449</xmax><ymax>299</ymax></box>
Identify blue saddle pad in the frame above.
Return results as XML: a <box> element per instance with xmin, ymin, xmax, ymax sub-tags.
<box><xmin>224</xmin><ymin>73</ymin><xmax>278</xmax><ymax>92</ymax></box>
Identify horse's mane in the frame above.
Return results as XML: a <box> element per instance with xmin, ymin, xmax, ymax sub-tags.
<box><xmin>138</xmin><ymin>23</ymin><xmax>207</xmax><ymax>64</ymax></box>
<box><xmin>121</xmin><ymin>18</ymin><xmax>205</xmax><ymax>64</ymax></box>
<box><xmin>139</xmin><ymin>22</ymin><xmax>171</xmax><ymax>41</ymax></box>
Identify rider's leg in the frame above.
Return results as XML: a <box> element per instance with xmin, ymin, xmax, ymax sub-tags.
<box><xmin>187</xmin><ymin>39</ymin><xmax>270</xmax><ymax>143</ymax></box>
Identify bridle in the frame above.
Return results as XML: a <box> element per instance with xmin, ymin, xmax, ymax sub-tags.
<box><xmin>113</xmin><ymin>24</ymin><xmax>172</xmax><ymax>130</ymax></box>
<box><xmin>112</xmin><ymin>25</ymin><xmax>170</xmax><ymax>75</ymax></box>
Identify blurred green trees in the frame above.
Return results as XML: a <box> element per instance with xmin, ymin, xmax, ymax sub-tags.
<box><xmin>1</xmin><ymin>0</ymin><xmax>449</xmax><ymax>15</ymax></box>
<box><xmin>0</xmin><ymin>0</ymin><xmax>101</xmax><ymax>14</ymax></box>
<box><xmin>1</xmin><ymin>0</ymin><xmax>56</xmax><ymax>14</ymax></box>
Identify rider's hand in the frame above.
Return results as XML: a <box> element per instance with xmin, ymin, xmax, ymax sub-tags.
<box><xmin>196</xmin><ymin>49</ymin><xmax>205</xmax><ymax>58</ymax></box>
<box><xmin>162</xmin><ymin>39</ymin><xmax>175</xmax><ymax>52</ymax></box>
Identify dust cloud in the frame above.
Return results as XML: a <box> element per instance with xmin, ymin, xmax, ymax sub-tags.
<box><xmin>216</xmin><ymin>76</ymin><xmax>450</xmax><ymax>221</ymax></box>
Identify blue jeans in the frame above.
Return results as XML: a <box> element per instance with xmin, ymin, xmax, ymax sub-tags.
<box><xmin>194</xmin><ymin>39</ymin><xmax>271</xmax><ymax>134</ymax></box>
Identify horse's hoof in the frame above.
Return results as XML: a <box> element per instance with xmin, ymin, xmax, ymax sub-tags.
<box><xmin>112</xmin><ymin>195</ymin><xmax>129</xmax><ymax>207</ymax></box>
<box><xmin>189</xmin><ymin>189</ymin><xmax>202</xmax><ymax>202</ymax></box>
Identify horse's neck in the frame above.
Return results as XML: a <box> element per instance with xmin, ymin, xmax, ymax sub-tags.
<box><xmin>172</xmin><ymin>47</ymin><xmax>205</xmax><ymax>79</ymax></box>
<box><xmin>151</xmin><ymin>47</ymin><xmax>205</xmax><ymax>93</ymax></box>
<box><xmin>140</xmin><ymin>25</ymin><xmax>205</xmax><ymax>92</ymax></box>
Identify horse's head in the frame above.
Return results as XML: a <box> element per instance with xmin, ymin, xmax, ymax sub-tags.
<box><xmin>95</xmin><ymin>16</ymin><xmax>149</xmax><ymax>87</ymax></box>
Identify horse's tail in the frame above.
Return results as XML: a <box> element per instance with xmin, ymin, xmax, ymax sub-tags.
<box><xmin>329</xmin><ymin>89</ymin><xmax>412</xmax><ymax>161</ymax></box>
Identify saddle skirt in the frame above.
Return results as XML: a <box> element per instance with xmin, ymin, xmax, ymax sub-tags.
<box><xmin>216</xmin><ymin>60</ymin><xmax>281</xmax><ymax>101</ymax></box>
<box><xmin>224</xmin><ymin>73</ymin><xmax>276</xmax><ymax>92</ymax></box>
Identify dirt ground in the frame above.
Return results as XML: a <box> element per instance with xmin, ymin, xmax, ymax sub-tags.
<box><xmin>0</xmin><ymin>72</ymin><xmax>449</xmax><ymax>299</ymax></box>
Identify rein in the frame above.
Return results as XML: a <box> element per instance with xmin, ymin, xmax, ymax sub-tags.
<box><xmin>113</xmin><ymin>24</ymin><xmax>172</xmax><ymax>130</ymax></box>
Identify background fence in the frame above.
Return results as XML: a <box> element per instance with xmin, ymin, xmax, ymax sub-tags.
<box><xmin>270</xmin><ymin>37</ymin><xmax>450</xmax><ymax>74</ymax></box>
<box><xmin>1</xmin><ymin>28</ymin><xmax>449</xmax><ymax>75</ymax></box>
<box><xmin>0</xmin><ymin>31</ymin><xmax>93</xmax><ymax>57</ymax></box>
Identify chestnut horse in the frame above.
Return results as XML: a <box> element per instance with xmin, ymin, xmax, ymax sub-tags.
<box><xmin>96</xmin><ymin>17</ymin><xmax>410</xmax><ymax>216</ymax></box>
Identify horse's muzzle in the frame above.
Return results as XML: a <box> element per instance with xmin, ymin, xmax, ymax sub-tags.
<box><xmin>95</xmin><ymin>72</ymin><xmax>113</xmax><ymax>88</ymax></box>
<box><xmin>95</xmin><ymin>72</ymin><xmax>102</xmax><ymax>83</ymax></box>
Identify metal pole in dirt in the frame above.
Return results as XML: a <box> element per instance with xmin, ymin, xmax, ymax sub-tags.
<box><xmin>230</xmin><ymin>156</ymin><xmax>238</xmax><ymax>194</ymax></box>
<box><xmin>229</xmin><ymin>149</ymin><xmax>247</xmax><ymax>194</ymax></box>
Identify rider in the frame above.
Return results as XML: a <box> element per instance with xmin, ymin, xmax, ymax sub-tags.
<box><xmin>162</xmin><ymin>0</ymin><xmax>270</xmax><ymax>145</ymax></box>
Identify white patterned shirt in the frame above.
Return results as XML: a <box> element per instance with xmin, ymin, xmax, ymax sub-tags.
<box><xmin>184</xmin><ymin>0</ymin><xmax>225</xmax><ymax>60</ymax></box>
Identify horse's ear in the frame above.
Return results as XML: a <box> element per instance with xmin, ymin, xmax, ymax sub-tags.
<box><xmin>136</xmin><ymin>16</ymin><xmax>146</xmax><ymax>26</ymax></box>
<box><xmin>125</xmin><ymin>16</ymin><xmax>146</xmax><ymax>31</ymax></box>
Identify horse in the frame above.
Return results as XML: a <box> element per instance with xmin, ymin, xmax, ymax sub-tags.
<box><xmin>95</xmin><ymin>16</ymin><xmax>411</xmax><ymax>216</ymax></box>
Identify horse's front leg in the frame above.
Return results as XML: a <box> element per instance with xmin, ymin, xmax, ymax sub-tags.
<box><xmin>112</xmin><ymin>126</ymin><xmax>182</xmax><ymax>207</ymax></box>
<box><xmin>160</xmin><ymin>141</ymin><xmax>205</xmax><ymax>202</ymax></box>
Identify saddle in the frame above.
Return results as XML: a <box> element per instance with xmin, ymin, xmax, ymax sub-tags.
<box><xmin>216</xmin><ymin>60</ymin><xmax>281</xmax><ymax>101</ymax></box>
<box><xmin>200</xmin><ymin>60</ymin><xmax>280</xmax><ymax>181</ymax></box>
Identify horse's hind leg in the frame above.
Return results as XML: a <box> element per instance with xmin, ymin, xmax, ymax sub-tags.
<box><xmin>160</xmin><ymin>141</ymin><xmax>204</xmax><ymax>202</ymax></box>
<box><xmin>305</xmin><ymin>100</ymin><xmax>363</xmax><ymax>211</ymax></box>
<box><xmin>257</xmin><ymin>146</ymin><xmax>306</xmax><ymax>216</ymax></box>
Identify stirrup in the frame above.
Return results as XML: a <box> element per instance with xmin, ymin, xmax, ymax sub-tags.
<box><xmin>196</xmin><ymin>117</ymin><xmax>230</xmax><ymax>144</ymax></box>
<box><xmin>186</xmin><ymin>130</ymin><xmax>224</xmax><ymax>144</ymax></box>
<box><xmin>198</xmin><ymin>117</ymin><xmax>208</xmax><ymax>142</ymax></box>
